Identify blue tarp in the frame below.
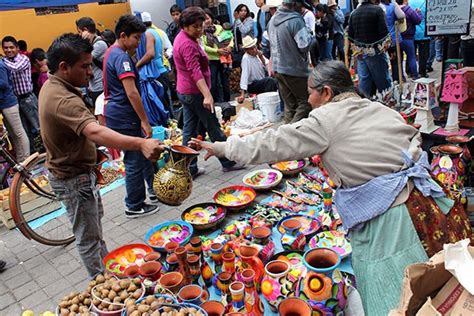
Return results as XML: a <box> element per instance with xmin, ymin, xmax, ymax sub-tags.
<box><xmin>0</xmin><ymin>0</ymin><xmax>96</xmax><ymax>11</ymax></box>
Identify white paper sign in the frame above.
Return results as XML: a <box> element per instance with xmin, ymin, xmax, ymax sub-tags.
<box><xmin>426</xmin><ymin>0</ymin><xmax>472</xmax><ymax>36</ymax></box>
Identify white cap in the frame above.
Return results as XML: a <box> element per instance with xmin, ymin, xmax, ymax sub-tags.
<box><xmin>141</xmin><ymin>12</ymin><xmax>152</xmax><ymax>23</ymax></box>
<box><xmin>262</xmin><ymin>0</ymin><xmax>283</xmax><ymax>12</ymax></box>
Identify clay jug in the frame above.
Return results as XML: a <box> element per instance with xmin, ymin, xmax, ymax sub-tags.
<box><xmin>238</xmin><ymin>245</ymin><xmax>265</xmax><ymax>292</ymax></box>
<box><xmin>153</xmin><ymin>145</ymin><xmax>199</xmax><ymax>205</ymax></box>
<box><xmin>241</xmin><ymin>269</ymin><xmax>265</xmax><ymax>316</ymax></box>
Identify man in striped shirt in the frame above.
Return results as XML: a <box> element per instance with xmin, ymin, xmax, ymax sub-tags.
<box><xmin>2</xmin><ymin>36</ymin><xmax>40</xmax><ymax>151</ymax></box>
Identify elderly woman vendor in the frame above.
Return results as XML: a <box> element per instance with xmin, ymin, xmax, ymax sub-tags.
<box><xmin>190</xmin><ymin>61</ymin><xmax>472</xmax><ymax>315</ymax></box>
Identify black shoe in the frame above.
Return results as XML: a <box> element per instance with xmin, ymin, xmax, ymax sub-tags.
<box><xmin>427</xmin><ymin>66</ymin><xmax>434</xmax><ymax>72</ymax></box>
<box><xmin>191</xmin><ymin>167</ymin><xmax>206</xmax><ymax>179</ymax></box>
<box><xmin>0</xmin><ymin>260</ymin><xmax>6</xmax><ymax>272</ymax></box>
<box><xmin>125</xmin><ymin>203</ymin><xmax>159</xmax><ymax>218</ymax></box>
<box><xmin>149</xmin><ymin>193</ymin><xmax>159</xmax><ymax>204</ymax></box>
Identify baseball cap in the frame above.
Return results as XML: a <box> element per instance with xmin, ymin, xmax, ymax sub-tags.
<box><xmin>141</xmin><ymin>12</ymin><xmax>152</xmax><ymax>23</ymax></box>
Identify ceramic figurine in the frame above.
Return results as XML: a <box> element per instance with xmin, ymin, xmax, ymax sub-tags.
<box><xmin>280</xmin><ymin>219</ymin><xmax>306</xmax><ymax>251</ymax></box>
<box><xmin>300</xmin><ymin>248</ymin><xmax>347</xmax><ymax>314</ymax></box>
<box><xmin>153</xmin><ymin>145</ymin><xmax>199</xmax><ymax>205</ymax></box>
<box><xmin>238</xmin><ymin>245</ymin><xmax>265</xmax><ymax>292</ymax></box>
<box><xmin>241</xmin><ymin>269</ymin><xmax>265</xmax><ymax>316</ymax></box>
<box><xmin>261</xmin><ymin>260</ymin><xmax>293</xmax><ymax>312</ymax></box>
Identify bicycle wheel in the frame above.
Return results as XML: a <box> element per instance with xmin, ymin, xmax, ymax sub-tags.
<box><xmin>9</xmin><ymin>153</ymin><xmax>75</xmax><ymax>246</ymax></box>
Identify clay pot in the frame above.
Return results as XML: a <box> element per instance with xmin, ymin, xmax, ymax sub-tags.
<box><xmin>238</xmin><ymin>245</ymin><xmax>265</xmax><ymax>292</ymax></box>
<box><xmin>278</xmin><ymin>297</ymin><xmax>312</xmax><ymax>316</ymax></box>
<box><xmin>438</xmin><ymin>144</ymin><xmax>463</xmax><ymax>155</ymax></box>
<box><xmin>262</xmin><ymin>260</ymin><xmax>291</xmax><ymax>311</ymax></box>
<box><xmin>222</xmin><ymin>252</ymin><xmax>236</xmax><ymax>274</ymax></box>
<box><xmin>229</xmin><ymin>281</ymin><xmax>245</xmax><ymax>311</ymax></box>
<box><xmin>144</xmin><ymin>252</ymin><xmax>161</xmax><ymax>262</ymax></box>
<box><xmin>139</xmin><ymin>261</ymin><xmax>162</xmax><ymax>281</ymax></box>
<box><xmin>158</xmin><ymin>271</ymin><xmax>183</xmax><ymax>294</ymax></box>
<box><xmin>165</xmin><ymin>253</ymin><xmax>179</xmax><ymax>272</ymax></box>
<box><xmin>251</xmin><ymin>226</ymin><xmax>272</xmax><ymax>245</ymax></box>
<box><xmin>304</xmin><ymin>248</ymin><xmax>340</xmax><ymax>271</ymax></box>
<box><xmin>201</xmin><ymin>300</ymin><xmax>225</xmax><ymax>316</ymax></box>
<box><xmin>281</xmin><ymin>218</ymin><xmax>301</xmax><ymax>234</ymax></box>
<box><xmin>210</xmin><ymin>243</ymin><xmax>224</xmax><ymax>265</ymax></box>
<box><xmin>165</xmin><ymin>241</ymin><xmax>179</xmax><ymax>254</ymax></box>
<box><xmin>225</xmin><ymin>313</ymin><xmax>245</xmax><ymax>316</ymax></box>
<box><xmin>123</xmin><ymin>265</ymin><xmax>140</xmax><ymax>278</ymax></box>
<box><xmin>177</xmin><ymin>284</ymin><xmax>204</xmax><ymax>306</ymax></box>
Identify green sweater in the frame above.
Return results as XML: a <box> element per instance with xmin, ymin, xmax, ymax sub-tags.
<box><xmin>201</xmin><ymin>24</ymin><xmax>234</xmax><ymax>61</ymax></box>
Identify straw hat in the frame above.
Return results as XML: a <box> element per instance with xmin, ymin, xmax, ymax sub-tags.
<box><xmin>262</xmin><ymin>0</ymin><xmax>283</xmax><ymax>12</ymax></box>
<box><xmin>242</xmin><ymin>36</ymin><xmax>257</xmax><ymax>49</ymax></box>
<box><xmin>328</xmin><ymin>0</ymin><xmax>338</xmax><ymax>7</ymax></box>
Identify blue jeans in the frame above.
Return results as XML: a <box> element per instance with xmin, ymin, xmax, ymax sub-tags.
<box><xmin>402</xmin><ymin>39</ymin><xmax>419</xmax><ymax>79</ymax></box>
<box><xmin>17</xmin><ymin>92</ymin><xmax>40</xmax><ymax>152</ymax></box>
<box><xmin>428</xmin><ymin>38</ymin><xmax>443</xmax><ymax>66</ymax></box>
<box><xmin>113</xmin><ymin>128</ymin><xmax>155</xmax><ymax>210</ymax></box>
<box><xmin>317</xmin><ymin>38</ymin><xmax>333</xmax><ymax>61</ymax></box>
<box><xmin>357</xmin><ymin>53</ymin><xmax>392</xmax><ymax>97</ymax></box>
<box><xmin>179</xmin><ymin>93</ymin><xmax>235</xmax><ymax>174</ymax></box>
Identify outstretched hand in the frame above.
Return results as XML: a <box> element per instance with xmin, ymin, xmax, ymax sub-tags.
<box><xmin>189</xmin><ymin>138</ymin><xmax>216</xmax><ymax>161</ymax></box>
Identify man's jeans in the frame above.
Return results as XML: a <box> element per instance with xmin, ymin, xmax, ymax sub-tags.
<box><xmin>49</xmin><ymin>172</ymin><xmax>108</xmax><ymax>277</ymax></box>
<box><xmin>428</xmin><ymin>38</ymin><xmax>443</xmax><ymax>66</ymax></box>
<box><xmin>113</xmin><ymin>128</ymin><xmax>155</xmax><ymax>210</ymax></box>
<box><xmin>179</xmin><ymin>93</ymin><xmax>235</xmax><ymax>175</ymax></box>
<box><xmin>357</xmin><ymin>53</ymin><xmax>392</xmax><ymax>97</ymax></box>
<box><xmin>17</xmin><ymin>92</ymin><xmax>40</xmax><ymax>151</ymax></box>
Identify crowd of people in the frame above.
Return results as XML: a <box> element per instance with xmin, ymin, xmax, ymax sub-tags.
<box><xmin>0</xmin><ymin>0</ymin><xmax>473</xmax><ymax>313</ymax></box>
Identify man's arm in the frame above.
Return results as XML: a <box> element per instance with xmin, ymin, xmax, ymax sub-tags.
<box><xmin>136</xmin><ymin>32</ymin><xmax>155</xmax><ymax>68</ymax></box>
<box><xmin>3</xmin><ymin>55</ymin><xmax>30</xmax><ymax>72</ymax></box>
<box><xmin>121</xmin><ymin>77</ymin><xmax>152</xmax><ymax>137</ymax></box>
<box><xmin>82</xmin><ymin>122</ymin><xmax>163</xmax><ymax>160</ymax></box>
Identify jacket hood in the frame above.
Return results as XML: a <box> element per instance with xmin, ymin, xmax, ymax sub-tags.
<box><xmin>273</xmin><ymin>7</ymin><xmax>303</xmax><ymax>26</ymax></box>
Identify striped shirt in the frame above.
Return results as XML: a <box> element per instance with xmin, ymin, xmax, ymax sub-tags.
<box><xmin>2</xmin><ymin>54</ymin><xmax>33</xmax><ymax>96</ymax></box>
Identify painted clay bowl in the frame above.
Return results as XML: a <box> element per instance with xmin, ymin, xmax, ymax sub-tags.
<box><xmin>438</xmin><ymin>144</ymin><xmax>463</xmax><ymax>155</ymax></box>
<box><xmin>446</xmin><ymin>135</ymin><xmax>470</xmax><ymax>144</ymax></box>
<box><xmin>102</xmin><ymin>243</ymin><xmax>152</xmax><ymax>277</ymax></box>
<box><xmin>181</xmin><ymin>202</ymin><xmax>227</xmax><ymax>230</ymax></box>
<box><xmin>213</xmin><ymin>185</ymin><xmax>256</xmax><ymax>210</ymax></box>
<box><xmin>309</xmin><ymin>230</ymin><xmax>352</xmax><ymax>259</ymax></box>
<box><xmin>277</xmin><ymin>215</ymin><xmax>322</xmax><ymax>240</ymax></box>
<box><xmin>144</xmin><ymin>221</ymin><xmax>193</xmax><ymax>252</ymax></box>
<box><xmin>242</xmin><ymin>169</ymin><xmax>283</xmax><ymax>190</ymax></box>
<box><xmin>269</xmin><ymin>159</ymin><xmax>308</xmax><ymax>176</ymax></box>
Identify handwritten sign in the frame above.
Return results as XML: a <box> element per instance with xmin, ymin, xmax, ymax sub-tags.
<box><xmin>426</xmin><ymin>0</ymin><xmax>472</xmax><ymax>36</ymax></box>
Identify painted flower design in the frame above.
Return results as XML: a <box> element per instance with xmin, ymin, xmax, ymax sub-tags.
<box><xmin>261</xmin><ymin>276</ymin><xmax>280</xmax><ymax>302</ymax></box>
<box><xmin>303</xmin><ymin>272</ymin><xmax>333</xmax><ymax>302</ymax></box>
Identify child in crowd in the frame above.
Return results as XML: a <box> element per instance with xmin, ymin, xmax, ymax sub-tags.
<box><xmin>217</xmin><ymin>22</ymin><xmax>233</xmax><ymax>69</ymax></box>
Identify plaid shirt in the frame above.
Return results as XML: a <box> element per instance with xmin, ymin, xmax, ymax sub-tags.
<box><xmin>2</xmin><ymin>54</ymin><xmax>33</xmax><ymax>96</ymax></box>
<box><xmin>348</xmin><ymin>3</ymin><xmax>389</xmax><ymax>45</ymax></box>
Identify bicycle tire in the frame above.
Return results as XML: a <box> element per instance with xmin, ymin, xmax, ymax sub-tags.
<box><xmin>9</xmin><ymin>153</ymin><xmax>75</xmax><ymax>246</ymax></box>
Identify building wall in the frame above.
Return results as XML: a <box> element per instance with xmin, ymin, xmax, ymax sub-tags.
<box><xmin>129</xmin><ymin>0</ymin><xmax>176</xmax><ymax>31</ymax></box>
<box><xmin>0</xmin><ymin>2</ymin><xmax>131</xmax><ymax>51</ymax></box>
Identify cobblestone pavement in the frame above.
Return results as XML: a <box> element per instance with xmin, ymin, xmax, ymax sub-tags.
<box><xmin>0</xmin><ymin>155</ymin><xmax>267</xmax><ymax>315</ymax></box>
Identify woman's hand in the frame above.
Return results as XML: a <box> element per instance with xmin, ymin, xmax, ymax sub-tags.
<box><xmin>203</xmin><ymin>94</ymin><xmax>215</xmax><ymax>113</ymax></box>
<box><xmin>189</xmin><ymin>138</ymin><xmax>216</xmax><ymax>160</ymax></box>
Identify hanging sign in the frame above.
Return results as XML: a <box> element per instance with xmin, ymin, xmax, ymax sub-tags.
<box><xmin>426</xmin><ymin>0</ymin><xmax>472</xmax><ymax>36</ymax></box>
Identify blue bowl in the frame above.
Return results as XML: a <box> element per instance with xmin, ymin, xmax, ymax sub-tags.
<box><xmin>144</xmin><ymin>220</ymin><xmax>194</xmax><ymax>252</ymax></box>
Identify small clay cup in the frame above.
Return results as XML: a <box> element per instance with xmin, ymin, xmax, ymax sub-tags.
<box><xmin>164</xmin><ymin>241</ymin><xmax>179</xmax><ymax>254</ymax></box>
<box><xmin>201</xmin><ymin>300</ymin><xmax>225</xmax><ymax>316</ymax></box>
<box><xmin>177</xmin><ymin>284</ymin><xmax>204</xmax><ymax>306</ymax></box>
<box><xmin>139</xmin><ymin>261</ymin><xmax>162</xmax><ymax>281</ymax></box>
<box><xmin>165</xmin><ymin>253</ymin><xmax>179</xmax><ymax>272</ymax></box>
<box><xmin>158</xmin><ymin>271</ymin><xmax>183</xmax><ymax>294</ymax></box>
<box><xmin>123</xmin><ymin>265</ymin><xmax>140</xmax><ymax>278</ymax></box>
<box><xmin>265</xmin><ymin>260</ymin><xmax>290</xmax><ymax>278</ymax></box>
<box><xmin>144</xmin><ymin>252</ymin><xmax>161</xmax><ymax>262</ymax></box>
<box><xmin>278</xmin><ymin>297</ymin><xmax>312</xmax><ymax>316</ymax></box>
<box><xmin>281</xmin><ymin>218</ymin><xmax>301</xmax><ymax>233</ymax></box>
<box><xmin>251</xmin><ymin>226</ymin><xmax>272</xmax><ymax>245</ymax></box>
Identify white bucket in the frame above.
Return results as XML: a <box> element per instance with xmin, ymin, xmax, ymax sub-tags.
<box><xmin>257</xmin><ymin>92</ymin><xmax>280</xmax><ymax>104</ymax></box>
<box><xmin>259</xmin><ymin>100</ymin><xmax>282</xmax><ymax>123</ymax></box>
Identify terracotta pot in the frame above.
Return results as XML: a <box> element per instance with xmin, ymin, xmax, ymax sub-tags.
<box><xmin>222</xmin><ymin>252</ymin><xmax>236</xmax><ymax>274</ymax></box>
<box><xmin>229</xmin><ymin>281</ymin><xmax>245</xmax><ymax>312</ymax></box>
<box><xmin>158</xmin><ymin>271</ymin><xmax>183</xmax><ymax>294</ymax></box>
<box><xmin>201</xmin><ymin>300</ymin><xmax>225</xmax><ymax>316</ymax></box>
<box><xmin>238</xmin><ymin>245</ymin><xmax>265</xmax><ymax>292</ymax></box>
<box><xmin>139</xmin><ymin>261</ymin><xmax>162</xmax><ymax>281</ymax></box>
<box><xmin>165</xmin><ymin>241</ymin><xmax>179</xmax><ymax>254</ymax></box>
<box><xmin>262</xmin><ymin>260</ymin><xmax>290</xmax><ymax>311</ymax></box>
<box><xmin>187</xmin><ymin>254</ymin><xmax>201</xmax><ymax>283</ymax></box>
<box><xmin>251</xmin><ymin>226</ymin><xmax>272</xmax><ymax>245</ymax></box>
<box><xmin>281</xmin><ymin>218</ymin><xmax>301</xmax><ymax>233</ymax></box>
<box><xmin>278</xmin><ymin>297</ymin><xmax>312</xmax><ymax>316</ymax></box>
<box><xmin>177</xmin><ymin>284</ymin><xmax>204</xmax><ymax>306</ymax></box>
<box><xmin>211</xmin><ymin>242</ymin><xmax>224</xmax><ymax>267</ymax></box>
<box><xmin>241</xmin><ymin>269</ymin><xmax>264</xmax><ymax>315</ymax></box>
<box><xmin>225</xmin><ymin>313</ymin><xmax>245</xmax><ymax>316</ymax></box>
<box><xmin>123</xmin><ymin>265</ymin><xmax>140</xmax><ymax>278</ymax></box>
<box><xmin>144</xmin><ymin>252</ymin><xmax>161</xmax><ymax>262</ymax></box>
<box><xmin>304</xmin><ymin>248</ymin><xmax>340</xmax><ymax>271</ymax></box>
<box><xmin>165</xmin><ymin>253</ymin><xmax>179</xmax><ymax>272</ymax></box>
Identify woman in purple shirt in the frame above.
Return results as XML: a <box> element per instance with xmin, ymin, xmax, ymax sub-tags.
<box><xmin>173</xmin><ymin>7</ymin><xmax>242</xmax><ymax>177</ymax></box>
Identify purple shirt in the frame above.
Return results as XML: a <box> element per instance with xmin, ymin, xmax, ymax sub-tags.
<box><xmin>173</xmin><ymin>30</ymin><xmax>211</xmax><ymax>95</ymax></box>
<box><xmin>2</xmin><ymin>53</ymin><xmax>33</xmax><ymax>96</ymax></box>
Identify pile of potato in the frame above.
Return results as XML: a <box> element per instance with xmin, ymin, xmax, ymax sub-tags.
<box><xmin>57</xmin><ymin>291</ymin><xmax>93</xmax><ymax>316</ymax></box>
<box><xmin>91</xmin><ymin>276</ymin><xmax>143</xmax><ymax>312</ymax></box>
<box><xmin>155</xmin><ymin>306</ymin><xmax>206</xmax><ymax>316</ymax></box>
<box><xmin>125</xmin><ymin>295</ymin><xmax>174</xmax><ymax>316</ymax></box>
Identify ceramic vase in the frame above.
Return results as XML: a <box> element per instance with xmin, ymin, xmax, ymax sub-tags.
<box><xmin>215</xmin><ymin>271</ymin><xmax>232</xmax><ymax>305</ymax></box>
<box><xmin>153</xmin><ymin>145</ymin><xmax>199</xmax><ymax>205</ymax></box>
<box><xmin>229</xmin><ymin>281</ymin><xmax>245</xmax><ymax>313</ymax></box>
<box><xmin>174</xmin><ymin>246</ymin><xmax>191</xmax><ymax>285</ymax></box>
<box><xmin>187</xmin><ymin>254</ymin><xmax>201</xmax><ymax>284</ymax></box>
<box><xmin>278</xmin><ymin>297</ymin><xmax>313</xmax><ymax>316</ymax></box>
<box><xmin>238</xmin><ymin>245</ymin><xmax>265</xmax><ymax>292</ymax></box>
<box><xmin>431</xmin><ymin>144</ymin><xmax>466</xmax><ymax>192</ymax></box>
<box><xmin>201</xmin><ymin>259</ymin><xmax>214</xmax><ymax>288</ymax></box>
<box><xmin>280</xmin><ymin>219</ymin><xmax>306</xmax><ymax>251</ymax></box>
<box><xmin>300</xmin><ymin>248</ymin><xmax>347</xmax><ymax>314</ymax></box>
<box><xmin>322</xmin><ymin>188</ymin><xmax>333</xmax><ymax>212</ymax></box>
<box><xmin>211</xmin><ymin>242</ymin><xmax>224</xmax><ymax>273</ymax></box>
<box><xmin>165</xmin><ymin>253</ymin><xmax>179</xmax><ymax>272</ymax></box>
<box><xmin>222</xmin><ymin>252</ymin><xmax>236</xmax><ymax>274</ymax></box>
<box><xmin>190</xmin><ymin>236</ymin><xmax>204</xmax><ymax>262</ymax></box>
<box><xmin>241</xmin><ymin>269</ymin><xmax>265</xmax><ymax>316</ymax></box>
<box><xmin>261</xmin><ymin>260</ymin><xmax>291</xmax><ymax>312</ymax></box>
<box><xmin>446</xmin><ymin>135</ymin><xmax>472</xmax><ymax>173</ymax></box>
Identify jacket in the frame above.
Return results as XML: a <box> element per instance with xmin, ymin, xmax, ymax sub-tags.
<box><xmin>401</xmin><ymin>5</ymin><xmax>422</xmax><ymax>40</ymax></box>
<box><xmin>0</xmin><ymin>59</ymin><xmax>17</xmax><ymax>110</ymax></box>
<box><xmin>267</xmin><ymin>7</ymin><xmax>312</xmax><ymax>77</ymax></box>
<box><xmin>410</xmin><ymin>0</ymin><xmax>429</xmax><ymax>41</ymax></box>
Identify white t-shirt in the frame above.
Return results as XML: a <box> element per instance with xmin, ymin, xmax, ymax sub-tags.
<box><xmin>240</xmin><ymin>53</ymin><xmax>266</xmax><ymax>91</ymax></box>
<box><xmin>303</xmin><ymin>9</ymin><xmax>316</xmax><ymax>35</ymax></box>
<box><xmin>95</xmin><ymin>92</ymin><xmax>105</xmax><ymax>116</ymax></box>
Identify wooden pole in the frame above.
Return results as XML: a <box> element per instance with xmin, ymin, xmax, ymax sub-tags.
<box><xmin>344</xmin><ymin>32</ymin><xmax>350</xmax><ymax>68</ymax></box>
<box><xmin>395</xmin><ymin>22</ymin><xmax>403</xmax><ymax>104</ymax></box>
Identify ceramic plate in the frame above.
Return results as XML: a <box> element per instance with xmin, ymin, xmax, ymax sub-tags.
<box><xmin>181</xmin><ymin>203</ymin><xmax>227</xmax><ymax>230</ymax></box>
<box><xmin>277</xmin><ymin>214</ymin><xmax>322</xmax><ymax>238</ymax></box>
<box><xmin>103</xmin><ymin>243</ymin><xmax>152</xmax><ymax>276</ymax></box>
<box><xmin>242</xmin><ymin>169</ymin><xmax>283</xmax><ymax>190</ymax></box>
<box><xmin>144</xmin><ymin>221</ymin><xmax>193</xmax><ymax>251</ymax></box>
<box><xmin>309</xmin><ymin>230</ymin><xmax>352</xmax><ymax>258</ymax></box>
<box><xmin>213</xmin><ymin>185</ymin><xmax>256</xmax><ymax>210</ymax></box>
<box><xmin>270</xmin><ymin>160</ymin><xmax>308</xmax><ymax>176</ymax></box>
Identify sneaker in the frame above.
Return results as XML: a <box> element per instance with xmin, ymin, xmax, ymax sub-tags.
<box><xmin>191</xmin><ymin>167</ymin><xmax>206</xmax><ymax>179</ymax></box>
<box><xmin>222</xmin><ymin>163</ymin><xmax>246</xmax><ymax>173</ymax></box>
<box><xmin>149</xmin><ymin>193</ymin><xmax>159</xmax><ymax>204</ymax></box>
<box><xmin>125</xmin><ymin>203</ymin><xmax>159</xmax><ymax>218</ymax></box>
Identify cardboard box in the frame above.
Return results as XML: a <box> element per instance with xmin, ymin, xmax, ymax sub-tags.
<box><xmin>389</xmin><ymin>247</ymin><xmax>474</xmax><ymax>316</ymax></box>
